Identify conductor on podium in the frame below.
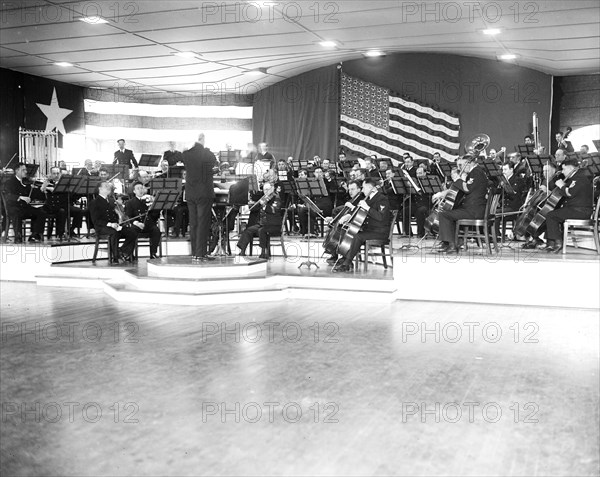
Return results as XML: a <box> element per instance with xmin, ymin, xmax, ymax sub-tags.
<box><xmin>182</xmin><ymin>133</ymin><xmax>219</xmax><ymax>261</ymax></box>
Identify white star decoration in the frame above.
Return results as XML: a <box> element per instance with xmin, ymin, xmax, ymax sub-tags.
<box><xmin>36</xmin><ymin>87</ymin><xmax>72</xmax><ymax>135</ymax></box>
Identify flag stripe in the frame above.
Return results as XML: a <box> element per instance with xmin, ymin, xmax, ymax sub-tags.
<box><xmin>84</xmin><ymin>112</ymin><xmax>251</xmax><ymax>131</ymax></box>
<box><xmin>341</xmin><ymin>116</ymin><xmax>459</xmax><ymax>159</ymax></box>
<box><xmin>340</xmin><ymin>73</ymin><xmax>460</xmax><ymax>161</ymax></box>
<box><xmin>84</xmin><ymin>100</ymin><xmax>252</xmax><ymax>119</ymax></box>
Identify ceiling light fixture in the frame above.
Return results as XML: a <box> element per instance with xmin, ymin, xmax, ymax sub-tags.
<box><xmin>54</xmin><ymin>62</ymin><xmax>74</xmax><ymax>67</ymax></box>
<box><xmin>247</xmin><ymin>67</ymin><xmax>268</xmax><ymax>76</ymax></box>
<box><xmin>78</xmin><ymin>16</ymin><xmax>108</xmax><ymax>24</ymax></box>
<box><xmin>364</xmin><ymin>50</ymin><xmax>385</xmax><ymax>58</ymax></box>
<box><xmin>498</xmin><ymin>53</ymin><xmax>518</xmax><ymax>60</ymax></box>
<box><xmin>482</xmin><ymin>28</ymin><xmax>501</xmax><ymax>35</ymax></box>
<box><xmin>319</xmin><ymin>40</ymin><xmax>339</xmax><ymax>48</ymax></box>
<box><xmin>173</xmin><ymin>51</ymin><xmax>200</xmax><ymax>58</ymax></box>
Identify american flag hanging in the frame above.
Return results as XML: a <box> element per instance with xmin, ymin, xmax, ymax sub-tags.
<box><xmin>340</xmin><ymin>73</ymin><xmax>461</xmax><ymax>162</ymax></box>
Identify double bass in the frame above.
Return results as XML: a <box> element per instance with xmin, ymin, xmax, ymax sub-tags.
<box><xmin>322</xmin><ymin>192</ymin><xmax>364</xmax><ymax>255</ymax></box>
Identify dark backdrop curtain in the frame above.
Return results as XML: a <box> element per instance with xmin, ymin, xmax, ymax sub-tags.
<box><xmin>252</xmin><ymin>65</ymin><xmax>339</xmax><ymax>162</ymax></box>
<box><xmin>0</xmin><ymin>68</ymin><xmax>24</xmax><ymax>167</ymax></box>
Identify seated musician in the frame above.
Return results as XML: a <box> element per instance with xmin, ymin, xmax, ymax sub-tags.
<box><xmin>363</xmin><ymin>157</ymin><xmax>379</xmax><ymax>178</ymax></box>
<box><xmin>332</xmin><ymin>177</ymin><xmax>391</xmax><ymax>273</ymax></box>
<box><xmin>89</xmin><ymin>181</ymin><xmax>137</xmax><ymax>263</ymax></box>
<box><xmin>542</xmin><ymin>157</ymin><xmax>593</xmax><ymax>253</ymax></box>
<box><xmin>297</xmin><ymin>167</ymin><xmax>333</xmax><ymax>238</ymax></box>
<box><xmin>3</xmin><ymin>162</ymin><xmax>47</xmax><ymax>243</ymax></box>
<box><xmin>413</xmin><ymin>165</ymin><xmax>432</xmax><ymax>237</ymax></box>
<box><xmin>521</xmin><ymin>161</ymin><xmax>557</xmax><ymax>248</ymax></box>
<box><xmin>382</xmin><ymin>169</ymin><xmax>402</xmax><ymax>211</ymax></box>
<box><xmin>125</xmin><ymin>182</ymin><xmax>162</xmax><ymax>259</ymax></box>
<box><xmin>40</xmin><ymin>167</ymin><xmax>83</xmax><ymax>241</ymax></box>
<box><xmin>325</xmin><ymin>179</ymin><xmax>363</xmax><ymax>264</ymax></box>
<box><xmin>431</xmin><ymin>156</ymin><xmax>488</xmax><ymax>253</ymax></box>
<box><xmin>236</xmin><ymin>182</ymin><xmax>281</xmax><ymax>259</ymax></box>
<box><xmin>154</xmin><ymin>160</ymin><xmax>171</xmax><ymax>178</ymax></box>
<box><xmin>495</xmin><ymin>161</ymin><xmax>526</xmax><ymax>238</ymax></box>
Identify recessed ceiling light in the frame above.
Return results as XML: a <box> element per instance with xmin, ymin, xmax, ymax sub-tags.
<box><xmin>79</xmin><ymin>16</ymin><xmax>108</xmax><ymax>24</ymax></box>
<box><xmin>482</xmin><ymin>28</ymin><xmax>501</xmax><ymax>35</ymax></box>
<box><xmin>498</xmin><ymin>54</ymin><xmax>518</xmax><ymax>60</ymax></box>
<box><xmin>54</xmin><ymin>62</ymin><xmax>74</xmax><ymax>67</ymax></box>
<box><xmin>319</xmin><ymin>40</ymin><xmax>339</xmax><ymax>48</ymax></box>
<box><xmin>247</xmin><ymin>67</ymin><xmax>268</xmax><ymax>76</ymax></box>
<box><xmin>173</xmin><ymin>51</ymin><xmax>200</xmax><ymax>58</ymax></box>
<box><xmin>364</xmin><ymin>50</ymin><xmax>385</xmax><ymax>58</ymax></box>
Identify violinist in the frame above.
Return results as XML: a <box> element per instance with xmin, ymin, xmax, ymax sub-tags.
<box><xmin>154</xmin><ymin>160</ymin><xmax>171</xmax><ymax>178</ymax></box>
<box><xmin>3</xmin><ymin>163</ymin><xmax>48</xmax><ymax>243</ymax></box>
<box><xmin>324</xmin><ymin>179</ymin><xmax>363</xmax><ymax>265</ymax></box>
<box><xmin>125</xmin><ymin>182</ymin><xmax>161</xmax><ymax>259</ymax></box>
<box><xmin>432</xmin><ymin>156</ymin><xmax>487</xmax><ymax>254</ymax></box>
<box><xmin>332</xmin><ymin>177</ymin><xmax>391</xmax><ymax>273</ymax></box>
<box><xmin>89</xmin><ymin>181</ymin><xmax>137</xmax><ymax>263</ymax></box>
<box><xmin>236</xmin><ymin>182</ymin><xmax>281</xmax><ymax>259</ymax></box>
<box><xmin>382</xmin><ymin>169</ymin><xmax>402</xmax><ymax>210</ymax></box>
<box><xmin>412</xmin><ymin>164</ymin><xmax>432</xmax><ymax>238</ymax></box>
<box><xmin>40</xmin><ymin>167</ymin><xmax>69</xmax><ymax>240</ymax></box>
<box><xmin>297</xmin><ymin>167</ymin><xmax>333</xmax><ymax>238</ymax></box>
<box><xmin>542</xmin><ymin>157</ymin><xmax>593</xmax><ymax>253</ymax></box>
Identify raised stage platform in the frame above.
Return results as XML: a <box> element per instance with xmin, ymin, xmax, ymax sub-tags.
<box><xmin>0</xmin><ymin>235</ymin><xmax>598</xmax><ymax>309</ymax></box>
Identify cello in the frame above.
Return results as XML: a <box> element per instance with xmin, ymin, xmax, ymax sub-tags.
<box><xmin>322</xmin><ymin>192</ymin><xmax>364</xmax><ymax>255</ymax></box>
<box><xmin>337</xmin><ymin>203</ymin><xmax>369</xmax><ymax>256</ymax></box>
<box><xmin>425</xmin><ymin>159</ymin><xmax>469</xmax><ymax>235</ymax></box>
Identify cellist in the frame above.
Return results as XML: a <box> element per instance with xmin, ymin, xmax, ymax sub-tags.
<box><xmin>431</xmin><ymin>156</ymin><xmax>488</xmax><ymax>254</ymax></box>
<box><xmin>332</xmin><ymin>177</ymin><xmax>391</xmax><ymax>273</ymax></box>
<box><xmin>542</xmin><ymin>157</ymin><xmax>593</xmax><ymax>253</ymax></box>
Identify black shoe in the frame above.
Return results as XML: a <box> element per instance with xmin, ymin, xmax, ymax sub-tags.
<box><xmin>28</xmin><ymin>235</ymin><xmax>40</xmax><ymax>243</ymax></box>
<box><xmin>332</xmin><ymin>262</ymin><xmax>353</xmax><ymax>273</ymax></box>
<box><xmin>110</xmin><ymin>258</ymin><xmax>120</xmax><ymax>265</ymax></box>
<box><xmin>444</xmin><ymin>245</ymin><xmax>460</xmax><ymax>255</ymax></box>
<box><xmin>149</xmin><ymin>254</ymin><xmax>159</xmax><ymax>259</ymax></box>
<box><xmin>540</xmin><ymin>242</ymin><xmax>554</xmax><ymax>252</ymax></box>
<box><xmin>326</xmin><ymin>255</ymin><xmax>339</xmax><ymax>264</ymax></box>
<box><xmin>197</xmin><ymin>255</ymin><xmax>216</xmax><ymax>261</ymax></box>
<box><xmin>549</xmin><ymin>242</ymin><xmax>563</xmax><ymax>253</ymax></box>
<box><xmin>14</xmin><ymin>236</ymin><xmax>23</xmax><ymax>244</ymax></box>
<box><xmin>434</xmin><ymin>243</ymin><xmax>450</xmax><ymax>253</ymax></box>
<box><xmin>119</xmin><ymin>251</ymin><xmax>132</xmax><ymax>262</ymax></box>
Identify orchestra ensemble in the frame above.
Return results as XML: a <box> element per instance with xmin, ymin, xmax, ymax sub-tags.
<box><xmin>1</xmin><ymin>126</ymin><xmax>599</xmax><ymax>271</ymax></box>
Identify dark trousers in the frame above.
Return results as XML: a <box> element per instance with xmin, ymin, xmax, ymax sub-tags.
<box><xmin>70</xmin><ymin>206</ymin><xmax>84</xmax><ymax>230</ymax></box>
<box><xmin>9</xmin><ymin>205</ymin><xmax>47</xmax><ymax>239</ymax></box>
<box><xmin>438</xmin><ymin>206</ymin><xmax>484</xmax><ymax>244</ymax></box>
<box><xmin>298</xmin><ymin>200</ymin><xmax>332</xmax><ymax>235</ymax></box>
<box><xmin>237</xmin><ymin>224</ymin><xmax>279</xmax><ymax>252</ymax></box>
<box><xmin>173</xmin><ymin>203</ymin><xmax>189</xmax><ymax>236</ymax></box>
<box><xmin>342</xmin><ymin>230</ymin><xmax>387</xmax><ymax>264</ymax></box>
<box><xmin>495</xmin><ymin>206</ymin><xmax>517</xmax><ymax>237</ymax></box>
<box><xmin>402</xmin><ymin>204</ymin><xmax>429</xmax><ymax>236</ymax></box>
<box><xmin>43</xmin><ymin>206</ymin><xmax>67</xmax><ymax>237</ymax></box>
<box><xmin>96</xmin><ymin>225</ymin><xmax>136</xmax><ymax>260</ymax></box>
<box><xmin>188</xmin><ymin>198</ymin><xmax>213</xmax><ymax>257</ymax></box>
<box><xmin>132</xmin><ymin>222</ymin><xmax>162</xmax><ymax>255</ymax></box>
<box><xmin>545</xmin><ymin>207</ymin><xmax>592</xmax><ymax>242</ymax></box>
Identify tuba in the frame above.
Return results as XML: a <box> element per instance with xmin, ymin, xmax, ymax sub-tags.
<box><xmin>464</xmin><ymin>133</ymin><xmax>490</xmax><ymax>157</ymax></box>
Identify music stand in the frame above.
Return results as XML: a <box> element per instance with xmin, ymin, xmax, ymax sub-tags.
<box><xmin>295</xmin><ymin>179</ymin><xmax>326</xmax><ymax>269</ymax></box>
<box><xmin>582</xmin><ymin>152</ymin><xmax>600</xmax><ymax>175</ymax></box>
<box><xmin>75</xmin><ymin>176</ymin><xmax>101</xmax><ymax>197</ymax></box>
<box><xmin>518</xmin><ymin>144</ymin><xmax>534</xmax><ymax>156</ymax></box>
<box><xmin>525</xmin><ymin>155</ymin><xmax>547</xmax><ymax>177</ymax></box>
<box><xmin>25</xmin><ymin>164</ymin><xmax>39</xmax><ymax>178</ymax></box>
<box><xmin>399</xmin><ymin>171</ymin><xmax>421</xmax><ymax>250</ymax></box>
<box><xmin>53</xmin><ymin>174</ymin><xmax>85</xmax><ymax>242</ymax></box>
<box><xmin>168</xmin><ymin>166</ymin><xmax>185</xmax><ymax>179</ymax></box>
<box><xmin>149</xmin><ymin>178</ymin><xmax>182</xmax><ymax>241</ymax></box>
<box><xmin>480</xmin><ymin>158</ymin><xmax>503</xmax><ymax>180</ymax></box>
<box><xmin>592</xmin><ymin>140</ymin><xmax>600</xmax><ymax>152</ymax></box>
<box><xmin>139</xmin><ymin>154</ymin><xmax>162</xmax><ymax>167</ymax></box>
<box><xmin>414</xmin><ymin>175</ymin><xmax>444</xmax><ymax>247</ymax></box>
<box><xmin>103</xmin><ymin>164</ymin><xmax>129</xmax><ymax>181</ymax></box>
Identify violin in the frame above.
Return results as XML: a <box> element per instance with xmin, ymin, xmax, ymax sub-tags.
<box><xmin>249</xmin><ymin>188</ymin><xmax>275</xmax><ymax>212</ymax></box>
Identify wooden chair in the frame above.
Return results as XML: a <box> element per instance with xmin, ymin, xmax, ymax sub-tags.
<box><xmin>562</xmin><ymin>195</ymin><xmax>600</xmax><ymax>254</ymax></box>
<box><xmin>92</xmin><ymin>231</ymin><xmax>163</xmax><ymax>263</ymax></box>
<box><xmin>455</xmin><ymin>191</ymin><xmax>501</xmax><ymax>254</ymax></box>
<box><xmin>359</xmin><ymin>209</ymin><xmax>399</xmax><ymax>271</ymax></box>
<box><xmin>249</xmin><ymin>209</ymin><xmax>288</xmax><ymax>258</ymax></box>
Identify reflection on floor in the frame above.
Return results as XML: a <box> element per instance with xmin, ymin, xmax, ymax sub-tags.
<box><xmin>1</xmin><ymin>282</ymin><xmax>598</xmax><ymax>477</ymax></box>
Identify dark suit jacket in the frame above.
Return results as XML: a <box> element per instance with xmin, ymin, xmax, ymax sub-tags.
<box><xmin>561</xmin><ymin>168</ymin><xmax>593</xmax><ymax>210</ymax></box>
<box><xmin>364</xmin><ymin>190</ymin><xmax>391</xmax><ymax>234</ymax></box>
<box><xmin>182</xmin><ymin>143</ymin><xmax>218</xmax><ymax>201</ymax></box>
<box><xmin>503</xmin><ymin>173</ymin><xmax>526</xmax><ymax>210</ymax></box>
<box><xmin>3</xmin><ymin>176</ymin><xmax>30</xmax><ymax>212</ymax></box>
<box><xmin>114</xmin><ymin>149</ymin><xmax>138</xmax><ymax>169</ymax></box>
<box><xmin>163</xmin><ymin>150</ymin><xmax>183</xmax><ymax>167</ymax></box>
<box><xmin>124</xmin><ymin>196</ymin><xmax>153</xmax><ymax>226</ymax></box>
<box><xmin>455</xmin><ymin>165</ymin><xmax>488</xmax><ymax>213</ymax></box>
<box><xmin>89</xmin><ymin>195</ymin><xmax>119</xmax><ymax>229</ymax></box>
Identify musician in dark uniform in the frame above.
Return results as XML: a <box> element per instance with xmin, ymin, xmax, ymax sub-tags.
<box><xmin>495</xmin><ymin>161</ymin><xmax>526</xmax><ymax>238</ymax></box>
<box><xmin>89</xmin><ymin>181</ymin><xmax>136</xmax><ymax>263</ymax></box>
<box><xmin>521</xmin><ymin>161</ymin><xmax>558</xmax><ymax>249</ymax></box>
<box><xmin>3</xmin><ymin>163</ymin><xmax>47</xmax><ymax>243</ymax></box>
<box><xmin>182</xmin><ymin>133</ymin><xmax>218</xmax><ymax>261</ymax></box>
<box><xmin>163</xmin><ymin>142</ymin><xmax>183</xmax><ymax>167</ymax></box>
<box><xmin>554</xmin><ymin>131</ymin><xmax>574</xmax><ymax>154</ymax></box>
<box><xmin>236</xmin><ymin>182</ymin><xmax>281</xmax><ymax>259</ymax></box>
<box><xmin>325</xmin><ymin>179</ymin><xmax>363</xmax><ymax>265</ymax></box>
<box><xmin>40</xmin><ymin>166</ymin><xmax>78</xmax><ymax>240</ymax></box>
<box><xmin>332</xmin><ymin>177</ymin><xmax>391</xmax><ymax>273</ymax></box>
<box><xmin>125</xmin><ymin>182</ymin><xmax>162</xmax><ymax>259</ymax></box>
<box><xmin>543</xmin><ymin>157</ymin><xmax>594</xmax><ymax>253</ymax></box>
<box><xmin>113</xmin><ymin>139</ymin><xmax>138</xmax><ymax>169</ymax></box>
<box><xmin>433</xmin><ymin>156</ymin><xmax>488</xmax><ymax>253</ymax></box>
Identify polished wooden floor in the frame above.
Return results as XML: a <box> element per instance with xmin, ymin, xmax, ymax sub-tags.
<box><xmin>1</xmin><ymin>282</ymin><xmax>598</xmax><ymax>476</ymax></box>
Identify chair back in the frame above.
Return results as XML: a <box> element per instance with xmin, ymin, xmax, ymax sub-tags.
<box><xmin>593</xmin><ymin>194</ymin><xmax>600</xmax><ymax>222</ymax></box>
<box><xmin>486</xmin><ymin>190</ymin><xmax>501</xmax><ymax>220</ymax></box>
